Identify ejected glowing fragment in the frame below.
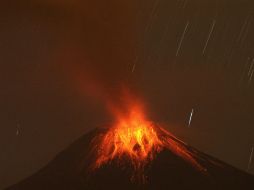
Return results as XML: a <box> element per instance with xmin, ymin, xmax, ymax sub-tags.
<box><xmin>188</xmin><ymin>108</ymin><xmax>194</xmax><ymax>127</ymax></box>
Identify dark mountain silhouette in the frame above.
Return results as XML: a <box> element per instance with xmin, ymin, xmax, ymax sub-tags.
<box><xmin>6</xmin><ymin>128</ymin><xmax>254</xmax><ymax>190</ymax></box>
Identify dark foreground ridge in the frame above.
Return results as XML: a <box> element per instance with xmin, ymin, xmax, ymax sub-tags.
<box><xmin>6</xmin><ymin>128</ymin><xmax>254</xmax><ymax>190</ymax></box>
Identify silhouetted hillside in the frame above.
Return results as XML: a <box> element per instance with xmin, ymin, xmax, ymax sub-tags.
<box><xmin>6</xmin><ymin>128</ymin><xmax>254</xmax><ymax>190</ymax></box>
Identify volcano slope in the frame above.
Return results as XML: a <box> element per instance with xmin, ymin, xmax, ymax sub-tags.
<box><xmin>6</xmin><ymin>128</ymin><xmax>254</xmax><ymax>190</ymax></box>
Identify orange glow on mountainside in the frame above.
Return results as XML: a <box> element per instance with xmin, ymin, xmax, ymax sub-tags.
<box><xmin>94</xmin><ymin>105</ymin><xmax>162</xmax><ymax>169</ymax></box>
<box><xmin>91</xmin><ymin>96</ymin><xmax>206</xmax><ymax>181</ymax></box>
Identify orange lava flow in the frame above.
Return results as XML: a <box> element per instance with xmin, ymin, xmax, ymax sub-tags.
<box><xmin>94</xmin><ymin>108</ymin><xmax>163</xmax><ymax>169</ymax></box>
<box><xmin>91</xmin><ymin>98</ymin><xmax>206</xmax><ymax>181</ymax></box>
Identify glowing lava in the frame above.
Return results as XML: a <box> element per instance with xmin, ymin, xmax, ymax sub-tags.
<box><xmin>91</xmin><ymin>98</ymin><xmax>206</xmax><ymax>181</ymax></box>
<box><xmin>94</xmin><ymin>107</ymin><xmax>162</xmax><ymax>169</ymax></box>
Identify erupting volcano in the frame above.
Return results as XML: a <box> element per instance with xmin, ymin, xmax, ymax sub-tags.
<box><xmin>6</xmin><ymin>94</ymin><xmax>254</xmax><ymax>190</ymax></box>
<box><xmin>91</xmin><ymin>99</ymin><xmax>205</xmax><ymax>181</ymax></box>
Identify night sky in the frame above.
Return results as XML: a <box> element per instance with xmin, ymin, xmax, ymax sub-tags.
<box><xmin>0</xmin><ymin>0</ymin><xmax>254</xmax><ymax>189</ymax></box>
